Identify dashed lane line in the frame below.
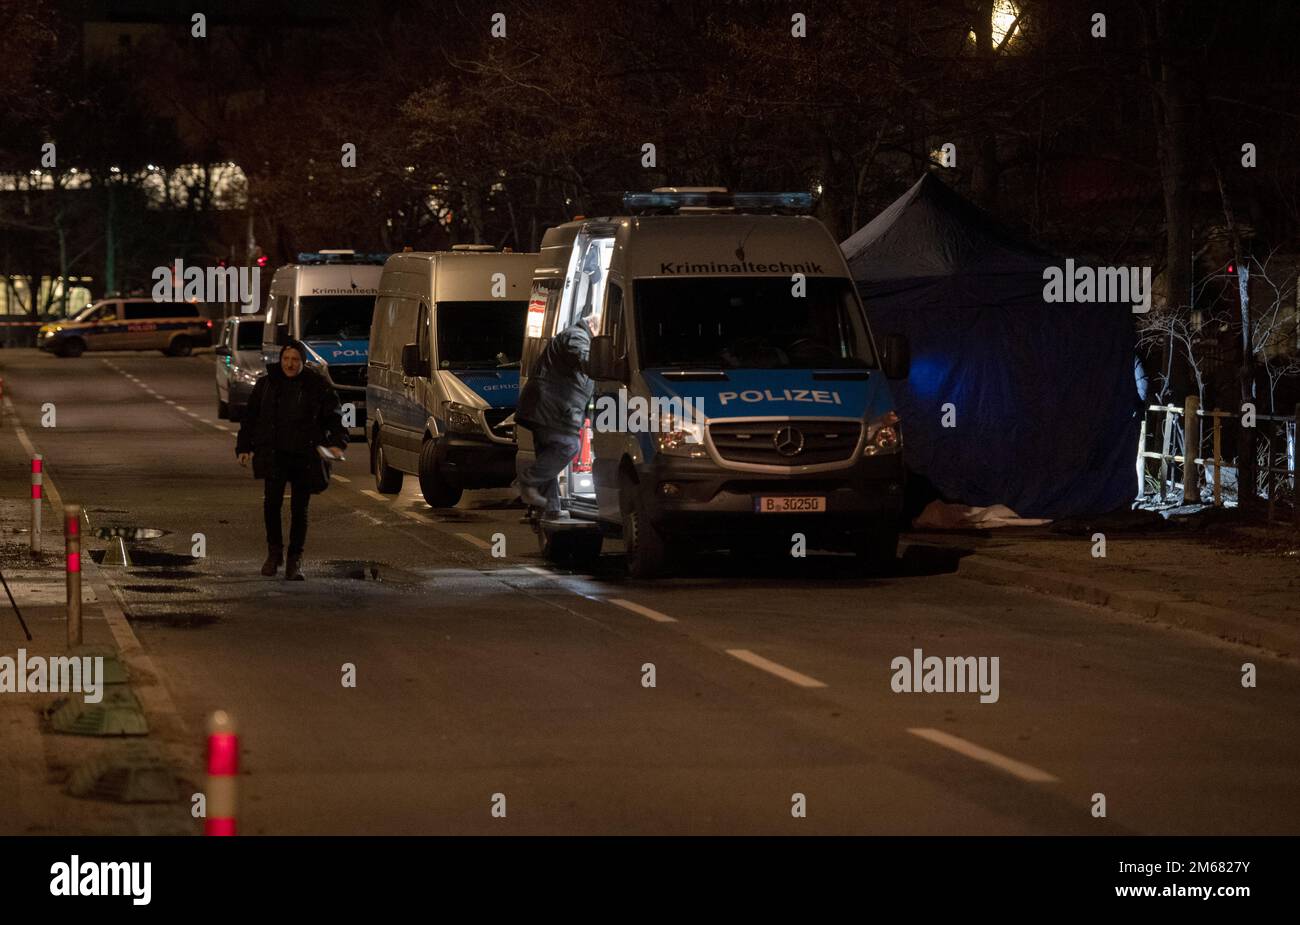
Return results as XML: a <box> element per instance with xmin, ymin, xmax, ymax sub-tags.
<box><xmin>725</xmin><ymin>648</ymin><xmax>828</xmax><ymax>688</ymax></box>
<box><xmin>608</xmin><ymin>597</ymin><xmax>678</xmax><ymax>624</ymax></box>
<box><xmin>907</xmin><ymin>728</ymin><xmax>1060</xmax><ymax>783</ymax></box>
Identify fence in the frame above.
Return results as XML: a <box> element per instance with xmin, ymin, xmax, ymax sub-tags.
<box><xmin>1138</xmin><ymin>399</ymin><xmax>1299</xmax><ymax>523</ymax></box>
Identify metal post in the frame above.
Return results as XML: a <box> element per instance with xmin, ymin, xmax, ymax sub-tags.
<box><xmin>1159</xmin><ymin>406</ymin><xmax>1175</xmax><ymax>501</ymax></box>
<box><xmin>1294</xmin><ymin>404</ymin><xmax>1300</xmax><ymax>529</ymax></box>
<box><xmin>1213</xmin><ymin>413</ymin><xmax>1223</xmax><ymax>507</ymax></box>
<box><xmin>65</xmin><ymin>504</ymin><xmax>82</xmax><ymax>647</ymax></box>
<box><xmin>30</xmin><ymin>455</ymin><xmax>42</xmax><ymax>555</ymax></box>
<box><xmin>1183</xmin><ymin>396</ymin><xmax>1200</xmax><ymax>504</ymax></box>
<box><xmin>1137</xmin><ymin>409</ymin><xmax>1149</xmax><ymax>497</ymax></box>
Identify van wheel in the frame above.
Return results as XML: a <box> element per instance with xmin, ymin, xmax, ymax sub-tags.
<box><xmin>59</xmin><ymin>338</ymin><xmax>86</xmax><ymax>358</ymax></box>
<box><xmin>217</xmin><ymin>397</ymin><xmax>229</xmax><ymax>419</ymax></box>
<box><xmin>167</xmin><ymin>336</ymin><xmax>193</xmax><ymax>357</ymax></box>
<box><xmin>372</xmin><ymin>439</ymin><xmax>403</xmax><ymax>494</ymax></box>
<box><xmin>418</xmin><ymin>439</ymin><xmax>462</xmax><ymax>508</ymax></box>
<box><xmin>852</xmin><ymin>529</ymin><xmax>899</xmax><ymax>576</ymax></box>
<box><xmin>621</xmin><ymin>475</ymin><xmax>667</xmax><ymax>579</ymax></box>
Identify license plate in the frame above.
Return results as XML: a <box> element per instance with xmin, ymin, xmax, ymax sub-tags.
<box><xmin>754</xmin><ymin>496</ymin><xmax>826</xmax><ymax>513</ymax></box>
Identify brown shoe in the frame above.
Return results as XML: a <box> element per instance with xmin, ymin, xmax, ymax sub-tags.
<box><xmin>285</xmin><ymin>553</ymin><xmax>305</xmax><ymax>581</ymax></box>
<box><xmin>261</xmin><ymin>545</ymin><xmax>283</xmax><ymax>577</ymax></box>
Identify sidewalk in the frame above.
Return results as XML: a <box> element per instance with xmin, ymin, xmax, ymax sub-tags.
<box><xmin>930</xmin><ymin>518</ymin><xmax>1300</xmax><ymax>657</ymax></box>
<box><xmin>0</xmin><ymin>400</ymin><xmax>194</xmax><ymax>834</ymax></box>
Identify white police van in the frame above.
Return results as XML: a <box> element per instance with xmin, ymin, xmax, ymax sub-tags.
<box><xmin>262</xmin><ymin>250</ymin><xmax>387</xmax><ymax>429</ymax></box>
<box><xmin>366</xmin><ymin>246</ymin><xmax>539</xmax><ymax>507</ymax></box>
<box><xmin>518</xmin><ymin>189</ymin><xmax>909</xmax><ymax>577</ymax></box>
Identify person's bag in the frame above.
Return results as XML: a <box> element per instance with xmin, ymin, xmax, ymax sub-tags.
<box><xmin>309</xmin><ymin>446</ymin><xmax>336</xmax><ymax>494</ymax></box>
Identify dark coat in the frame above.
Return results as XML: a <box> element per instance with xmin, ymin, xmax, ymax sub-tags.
<box><xmin>516</xmin><ymin>323</ymin><xmax>595</xmax><ymax>435</ymax></box>
<box><xmin>236</xmin><ymin>364</ymin><xmax>348</xmax><ymax>480</ymax></box>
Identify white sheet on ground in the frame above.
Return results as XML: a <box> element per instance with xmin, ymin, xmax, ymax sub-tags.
<box><xmin>914</xmin><ymin>501</ymin><xmax>1052</xmax><ymax>529</ymax></box>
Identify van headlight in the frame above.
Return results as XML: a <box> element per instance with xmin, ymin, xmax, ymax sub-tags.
<box><xmin>444</xmin><ymin>401</ymin><xmax>482</xmax><ymax>434</ymax></box>
<box><xmin>863</xmin><ymin>411</ymin><xmax>901</xmax><ymax>455</ymax></box>
<box><xmin>656</xmin><ymin>410</ymin><xmax>706</xmax><ymax>454</ymax></box>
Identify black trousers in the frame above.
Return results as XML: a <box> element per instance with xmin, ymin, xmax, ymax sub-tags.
<box><xmin>263</xmin><ymin>451</ymin><xmax>314</xmax><ymax>554</ymax></box>
<box><xmin>520</xmin><ymin>426</ymin><xmax>583</xmax><ymax>513</ymax></box>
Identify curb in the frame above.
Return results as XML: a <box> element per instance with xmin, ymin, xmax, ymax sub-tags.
<box><xmin>958</xmin><ymin>554</ymin><xmax>1298</xmax><ymax>656</ymax></box>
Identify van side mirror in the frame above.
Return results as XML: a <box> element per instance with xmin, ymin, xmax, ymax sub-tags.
<box><xmin>214</xmin><ymin>345</ymin><xmax>231</xmax><ymax>357</ymax></box>
<box><xmin>882</xmin><ymin>333</ymin><xmax>910</xmax><ymax>380</ymax></box>
<box><xmin>588</xmin><ymin>335</ymin><xmax>626</xmax><ymax>381</ymax></box>
<box><xmin>274</xmin><ymin>323</ymin><xmax>290</xmax><ymax>346</ymax></box>
<box><xmin>401</xmin><ymin>343</ymin><xmax>429</xmax><ymax>378</ymax></box>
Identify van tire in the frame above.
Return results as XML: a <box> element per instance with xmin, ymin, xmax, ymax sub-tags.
<box><xmin>372</xmin><ymin>439</ymin><xmax>403</xmax><ymax>494</ymax></box>
<box><xmin>217</xmin><ymin>397</ymin><xmax>229</xmax><ymax>419</ymax></box>
<box><xmin>621</xmin><ymin>475</ymin><xmax>667</xmax><ymax>579</ymax></box>
<box><xmin>852</xmin><ymin>529</ymin><xmax>899</xmax><ymax>576</ymax></box>
<box><xmin>418</xmin><ymin>439</ymin><xmax>462</xmax><ymax>508</ymax></box>
<box><xmin>167</xmin><ymin>336</ymin><xmax>193</xmax><ymax>357</ymax></box>
<box><xmin>59</xmin><ymin>338</ymin><xmax>86</xmax><ymax>358</ymax></box>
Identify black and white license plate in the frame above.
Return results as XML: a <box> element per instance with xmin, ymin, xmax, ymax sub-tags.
<box><xmin>753</xmin><ymin>495</ymin><xmax>827</xmax><ymax>513</ymax></box>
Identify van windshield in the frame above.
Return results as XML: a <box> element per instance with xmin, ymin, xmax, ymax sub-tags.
<box><xmin>71</xmin><ymin>302</ymin><xmax>112</xmax><ymax>322</ymax></box>
<box><xmin>298</xmin><ymin>295</ymin><xmax>375</xmax><ymax>341</ymax></box>
<box><xmin>634</xmin><ymin>277</ymin><xmax>876</xmax><ymax>369</ymax></box>
<box><xmin>437</xmin><ymin>300</ymin><xmax>527</xmax><ymax>369</ymax></box>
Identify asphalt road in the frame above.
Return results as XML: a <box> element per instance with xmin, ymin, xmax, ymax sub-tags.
<box><xmin>4</xmin><ymin>347</ymin><xmax>1299</xmax><ymax>834</ymax></box>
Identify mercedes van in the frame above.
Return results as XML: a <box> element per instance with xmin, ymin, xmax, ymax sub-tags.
<box><xmin>518</xmin><ymin>189</ymin><xmax>910</xmax><ymax>577</ymax></box>
<box><xmin>262</xmin><ymin>250</ymin><xmax>386</xmax><ymax>428</ymax></box>
<box><xmin>366</xmin><ymin>246</ymin><xmax>539</xmax><ymax>507</ymax></box>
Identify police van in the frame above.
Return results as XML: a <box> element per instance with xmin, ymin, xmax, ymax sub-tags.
<box><xmin>518</xmin><ymin>189</ymin><xmax>910</xmax><ymax>577</ymax></box>
<box><xmin>262</xmin><ymin>250</ymin><xmax>386</xmax><ymax>429</ymax></box>
<box><xmin>366</xmin><ymin>246</ymin><xmax>539</xmax><ymax>507</ymax></box>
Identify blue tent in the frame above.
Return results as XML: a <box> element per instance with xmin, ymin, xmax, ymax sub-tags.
<box><xmin>842</xmin><ymin>174</ymin><xmax>1139</xmax><ymax>518</ymax></box>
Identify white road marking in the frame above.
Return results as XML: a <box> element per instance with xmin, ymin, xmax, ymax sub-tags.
<box><xmin>907</xmin><ymin>728</ymin><xmax>1060</xmax><ymax>783</ymax></box>
<box><xmin>360</xmin><ymin>489</ymin><xmax>390</xmax><ymax>502</ymax></box>
<box><xmin>331</xmin><ymin>474</ymin><xmax>350</xmax><ymax>483</ymax></box>
<box><xmin>455</xmin><ymin>532</ymin><xmax>491</xmax><ymax>550</ymax></box>
<box><xmin>725</xmin><ymin>648</ymin><xmax>827</xmax><ymax>688</ymax></box>
<box><xmin>523</xmin><ymin>566</ymin><xmax>553</xmax><ymax>577</ymax></box>
<box><xmin>608</xmin><ymin>598</ymin><xmax>678</xmax><ymax>624</ymax></box>
<box><xmin>214</xmin><ymin>425</ymin><xmax>229</xmax><ymax>432</ymax></box>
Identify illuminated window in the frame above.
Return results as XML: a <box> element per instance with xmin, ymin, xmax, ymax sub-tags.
<box><xmin>968</xmin><ymin>0</ymin><xmax>1021</xmax><ymax>50</ymax></box>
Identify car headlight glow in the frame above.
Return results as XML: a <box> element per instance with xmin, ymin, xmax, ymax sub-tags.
<box><xmin>656</xmin><ymin>410</ymin><xmax>706</xmax><ymax>454</ymax></box>
<box><xmin>863</xmin><ymin>410</ymin><xmax>902</xmax><ymax>455</ymax></box>
<box><xmin>444</xmin><ymin>401</ymin><xmax>482</xmax><ymax>434</ymax></box>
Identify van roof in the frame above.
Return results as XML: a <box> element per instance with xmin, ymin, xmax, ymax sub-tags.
<box><xmin>538</xmin><ymin>213</ymin><xmax>851</xmax><ymax>282</ymax></box>
<box><xmin>378</xmin><ymin>250</ymin><xmax>540</xmax><ymax>303</ymax></box>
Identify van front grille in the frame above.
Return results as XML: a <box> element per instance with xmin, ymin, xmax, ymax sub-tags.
<box><xmin>327</xmin><ymin>364</ymin><xmax>367</xmax><ymax>388</ymax></box>
<box><xmin>709</xmin><ymin>420</ymin><xmax>861</xmax><ymax>466</ymax></box>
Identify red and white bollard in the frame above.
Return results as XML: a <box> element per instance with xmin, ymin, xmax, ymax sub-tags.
<box><xmin>30</xmin><ymin>455</ymin><xmax>42</xmax><ymax>555</ymax></box>
<box><xmin>205</xmin><ymin>711</ymin><xmax>239</xmax><ymax>835</ymax></box>
<box><xmin>65</xmin><ymin>505</ymin><xmax>82</xmax><ymax>647</ymax></box>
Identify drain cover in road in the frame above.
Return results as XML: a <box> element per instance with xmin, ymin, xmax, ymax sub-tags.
<box><xmin>47</xmin><ymin>687</ymin><xmax>148</xmax><ymax>736</ymax></box>
<box><xmin>67</xmin><ymin>743</ymin><xmax>179</xmax><ymax>803</ymax></box>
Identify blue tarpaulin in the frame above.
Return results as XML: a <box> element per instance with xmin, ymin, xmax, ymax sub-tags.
<box><xmin>842</xmin><ymin>174</ymin><xmax>1139</xmax><ymax>518</ymax></box>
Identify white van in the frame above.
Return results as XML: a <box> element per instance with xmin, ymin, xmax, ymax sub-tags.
<box><xmin>518</xmin><ymin>189</ymin><xmax>910</xmax><ymax>577</ymax></box>
<box><xmin>262</xmin><ymin>250</ymin><xmax>386</xmax><ymax>428</ymax></box>
<box><xmin>366</xmin><ymin>246</ymin><xmax>539</xmax><ymax>507</ymax></box>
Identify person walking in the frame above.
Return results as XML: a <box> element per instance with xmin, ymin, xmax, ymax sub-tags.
<box><xmin>236</xmin><ymin>341</ymin><xmax>347</xmax><ymax>579</ymax></box>
<box><xmin>515</xmin><ymin>307</ymin><xmax>599</xmax><ymax>518</ymax></box>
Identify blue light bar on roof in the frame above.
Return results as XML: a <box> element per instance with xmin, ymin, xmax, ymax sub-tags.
<box><xmin>622</xmin><ymin>191</ymin><xmax>814</xmax><ymax>214</ymax></box>
<box><xmin>296</xmin><ymin>251</ymin><xmax>389</xmax><ymax>265</ymax></box>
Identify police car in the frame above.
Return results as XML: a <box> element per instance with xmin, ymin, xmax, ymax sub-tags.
<box><xmin>262</xmin><ymin>250</ymin><xmax>387</xmax><ymax>429</ymax></box>
<box><xmin>517</xmin><ymin>189</ymin><xmax>910</xmax><ymax>577</ymax></box>
<box><xmin>37</xmin><ymin>297</ymin><xmax>213</xmax><ymax>357</ymax></box>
